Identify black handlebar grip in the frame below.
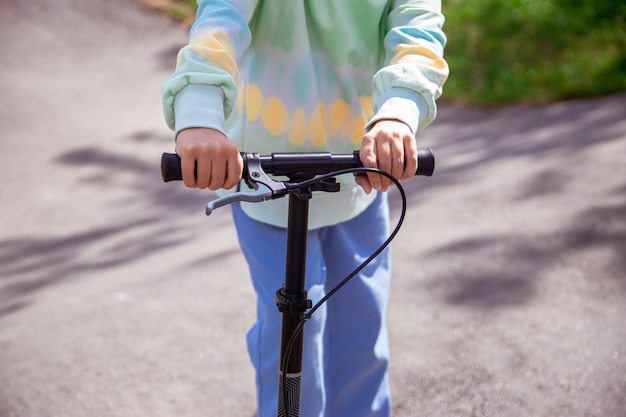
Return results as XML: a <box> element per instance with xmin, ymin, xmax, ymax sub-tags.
<box><xmin>161</xmin><ymin>152</ymin><xmax>184</xmax><ymax>182</ymax></box>
<box><xmin>416</xmin><ymin>148</ymin><xmax>435</xmax><ymax>177</ymax></box>
<box><xmin>161</xmin><ymin>149</ymin><xmax>435</xmax><ymax>182</ymax></box>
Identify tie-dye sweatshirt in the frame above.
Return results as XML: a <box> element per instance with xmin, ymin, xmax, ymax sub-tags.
<box><xmin>162</xmin><ymin>0</ymin><xmax>448</xmax><ymax>229</ymax></box>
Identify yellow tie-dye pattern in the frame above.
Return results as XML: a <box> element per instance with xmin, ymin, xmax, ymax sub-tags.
<box><xmin>188</xmin><ymin>30</ymin><xmax>239</xmax><ymax>82</ymax></box>
<box><xmin>348</xmin><ymin>113</ymin><xmax>368</xmax><ymax>144</ymax></box>
<box><xmin>244</xmin><ymin>83</ymin><xmax>264</xmax><ymax>123</ymax></box>
<box><xmin>390</xmin><ymin>43</ymin><xmax>449</xmax><ymax>80</ymax></box>
<box><xmin>359</xmin><ymin>96</ymin><xmax>374</xmax><ymax>117</ymax></box>
<box><xmin>330</xmin><ymin>99</ymin><xmax>350</xmax><ymax>135</ymax></box>
<box><xmin>262</xmin><ymin>97</ymin><xmax>289</xmax><ymax>136</ymax></box>
<box><xmin>234</xmin><ymin>83</ymin><xmax>374</xmax><ymax>147</ymax></box>
<box><xmin>309</xmin><ymin>102</ymin><xmax>329</xmax><ymax>148</ymax></box>
<box><xmin>289</xmin><ymin>109</ymin><xmax>308</xmax><ymax>146</ymax></box>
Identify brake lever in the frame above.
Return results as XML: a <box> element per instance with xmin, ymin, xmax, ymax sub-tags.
<box><xmin>205</xmin><ymin>153</ymin><xmax>288</xmax><ymax>216</ymax></box>
<box><xmin>206</xmin><ymin>183</ymin><xmax>273</xmax><ymax>215</ymax></box>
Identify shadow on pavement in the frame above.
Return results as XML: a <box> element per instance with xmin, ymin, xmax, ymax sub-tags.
<box><xmin>390</xmin><ymin>93</ymin><xmax>626</xmax><ymax>310</ymax></box>
<box><xmin>0</xmin><ymin>130</ymin><xmax>239</xmax><ymax>318</ymax></box>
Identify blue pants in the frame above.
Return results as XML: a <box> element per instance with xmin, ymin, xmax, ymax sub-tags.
<box><xmin>232</xmin><ymin>191</ymin><xmax>392</xmax><ymax>417</ymax></box>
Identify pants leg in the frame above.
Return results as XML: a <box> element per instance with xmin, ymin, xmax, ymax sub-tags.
<box><xmin>232</xmin><ymin>191</ymin><xmax>391</xmax><ymax>417</ymax></box>
<box><xmin>232</xmin><ymin>203</ymin><xmax>327</xmax><ymax>417</ymax></box>
<box><xmin>319</xmin><ymin>192</ymin><xmax>392</xmax><ymax>417</ymax></box>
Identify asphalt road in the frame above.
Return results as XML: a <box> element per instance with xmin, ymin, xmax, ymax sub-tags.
<box><xmin>1</xmin><ymin>0</ymin><xmax>625</xmax><ymax>416</ymax></box>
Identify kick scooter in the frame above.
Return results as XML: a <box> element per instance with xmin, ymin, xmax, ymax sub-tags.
<box><xmin>161</xmin><ymin>149</ymin><xmax>435</xmax><ymax>417</ymax></box>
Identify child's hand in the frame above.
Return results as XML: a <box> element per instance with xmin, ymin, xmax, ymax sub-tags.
<box><xmin>356</xmin><ymin>119</ymin><xmax>418</xmax><ymax>194</ymax></box>
<box><xmin>175</xmin><ymin>127</ymin><xmax>243</xmax><ymax>190</ymax></box>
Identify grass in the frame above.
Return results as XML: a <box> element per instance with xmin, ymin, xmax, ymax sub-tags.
<box><xmin>144</xmin><ymin>0</ymin><xmax>626</xmax><ymax>105</ymax></box>
<box><xmin>443</xmin><ymin>0</ymin><xmax>626</xmax><ymax>105</ymax></box>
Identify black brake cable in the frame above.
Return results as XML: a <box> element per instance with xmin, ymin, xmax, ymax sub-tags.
<box><xmin>279</xmin><ymin>167</ymin><xmax>408</xmax><ymax>417</ymax></box>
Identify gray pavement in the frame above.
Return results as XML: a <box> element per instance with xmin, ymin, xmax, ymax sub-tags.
<box><xmin>0</xmin><ymin>0</ymin><xmax>625</xmax><ymax>416</ymax></box>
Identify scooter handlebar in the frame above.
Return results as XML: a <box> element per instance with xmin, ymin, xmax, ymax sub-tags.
<box><xmin>161</xmin><ymin>149</ymin><xmax>435</xmax><ymax>183</ymax></box>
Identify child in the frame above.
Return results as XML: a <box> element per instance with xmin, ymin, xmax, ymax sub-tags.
<box><xmin>162</xmin><ymin>1</ymin><xmax>448</xmax><ymax>416</ymax></box>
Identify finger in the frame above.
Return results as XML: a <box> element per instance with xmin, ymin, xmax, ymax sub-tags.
<box><xmin>389</xmin><ymin>138</ymin><xmax>405</xmax><ymax>182</ymax></box>
<box><xmin>195</xmin><ymin>154</ymin><xmax>212</xmax><ymax>189</ymax></box>
<box><xmin>360</xmin><ymin>136</ymin><xmax>383</xmax><ymax>192</ymax></box>
<box><xmin>223</xmin><ymin>152</ymin><xmax>244</xmax><ymax>189</ymax></box>
<box><xmin>375</xmin><ymin>140</ymin><xmax>393</xmax><ymax>192</ymax></box>
<box><xmin>208</xmin><ymin>157</ymin><xmax>227</xmax><ymax>190</ymax></box>
<box><xmin>354</xmin><ymin>173</ymin><xmax>373</xmax><ymax>194</ymax></box>
<box><xmin>402</xmin><ymin>137</ymin><xmax>418</xmax><ymax>181</ymax></box>
<box><xmin>179</xmin><ymin>153</ymin><xmax>197</xmax><ymax>188</ymax></box>
<box><xmin>175</xmin><ymin>138</ymin><xmax>199</xmax><ymax>188</ymax></box>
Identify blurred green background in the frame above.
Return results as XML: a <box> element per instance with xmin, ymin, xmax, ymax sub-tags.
<box><xmin>151</xmin><ymin>0</ymin><xmax>626</xmax><ymax>105</ymax></box>
<box><xmin>444</xmin><ymin>0</ymin><xmax>626</xmax><ymax>105</ymax></box>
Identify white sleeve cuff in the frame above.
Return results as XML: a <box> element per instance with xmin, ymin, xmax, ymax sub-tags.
<box><xmin>366</xmin><ymin>88</ymin><xmax>430</xmax><ymax>134</ymax></box>
<box><xmin>173</xmin><ymin>84</ymin><xmax>226</xmax><ymax>137</ymax></box>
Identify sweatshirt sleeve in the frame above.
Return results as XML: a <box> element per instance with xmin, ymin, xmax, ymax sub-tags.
<box><xmin>367</xmin><ymin>0</ymin><xmax>449</xmax><ymax>134</ymax></box>
<box><xmin>161</xmin><ymin>0</ymin><xmax>258</xmax><ymax>135</ymax></box>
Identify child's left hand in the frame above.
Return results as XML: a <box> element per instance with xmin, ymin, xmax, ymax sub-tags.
<box><xmin>356</xmin><ymin>119</ymin><xmax>418</xmax><ymax>194</ymax></box>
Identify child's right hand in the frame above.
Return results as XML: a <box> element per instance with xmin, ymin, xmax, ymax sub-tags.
<box><xmin>175</xmin><ymin>127</ymin><xmax>243</xmax><ymax>190</ymax></box>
